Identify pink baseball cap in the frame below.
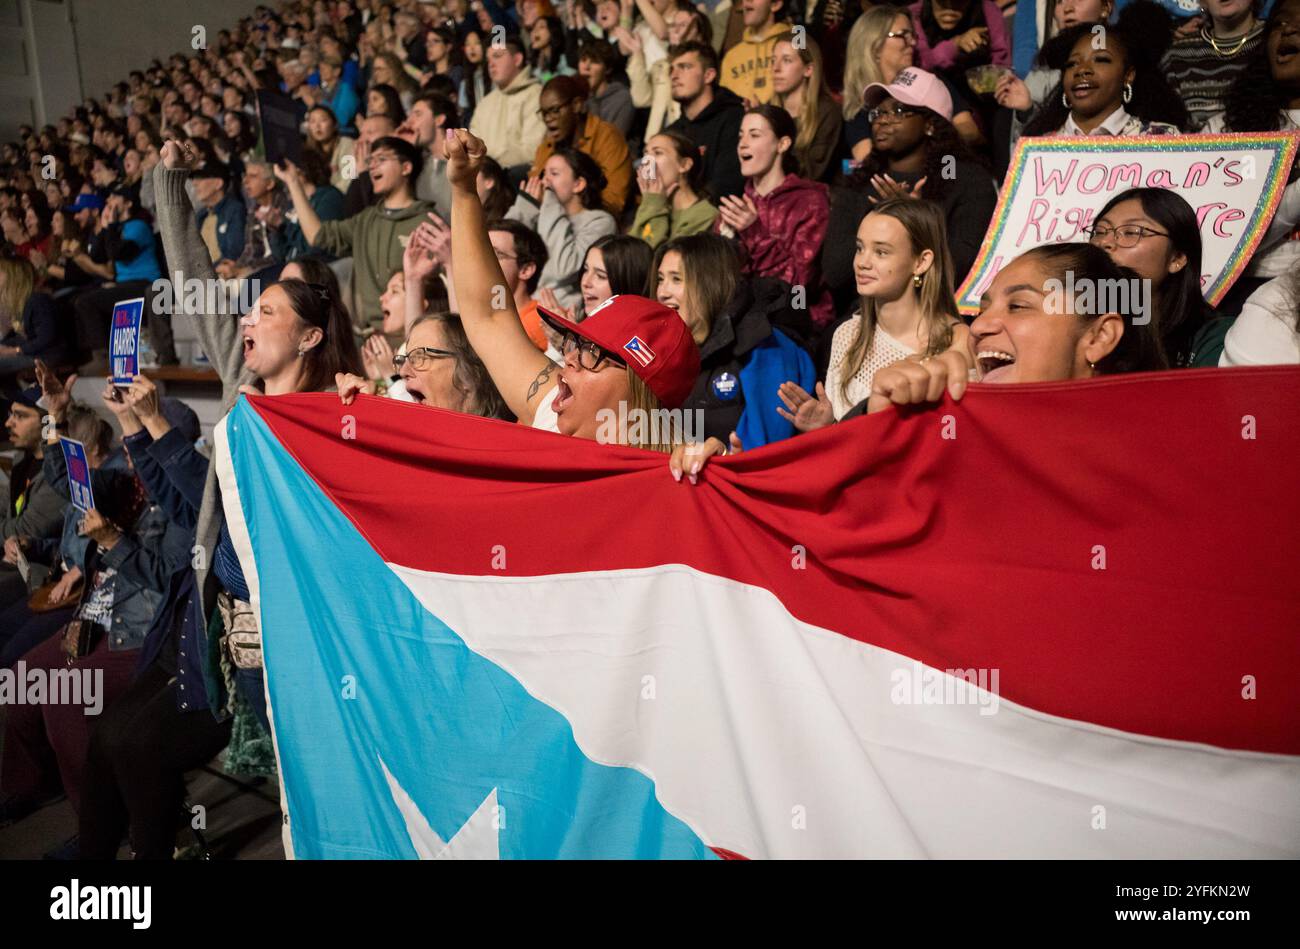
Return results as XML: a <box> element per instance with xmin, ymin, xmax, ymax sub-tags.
<box><xmin>864</xmin><ymin>67</ymin><xmax>954</xmax><ymax>122</ymax></box>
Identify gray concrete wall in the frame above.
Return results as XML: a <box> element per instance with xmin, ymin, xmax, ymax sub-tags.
<box><xmin>69</xmin><ymin>0</ymin><xmax>265</xmax><ymax>101</ymax></box>
<box><xmin>0</xmin><ymin>0</ymin><xmax>266</xmax><ymax>139</ymax></box>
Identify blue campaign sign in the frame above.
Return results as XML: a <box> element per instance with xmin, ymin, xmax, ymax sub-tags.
<box><xmin>60</xmin><ymin>437</ymin><xmax>95</xmax><ymax>513</ymax></box>
<box><xmin>109</xmin><ymin>297</ymin><xmax>145</xmax><ymax>386</ymax></box>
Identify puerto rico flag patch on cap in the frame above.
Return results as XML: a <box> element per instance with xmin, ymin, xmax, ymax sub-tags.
<box><xmin>623</xmin><ymin>336</ymin><xmax>656</xmax><ymax>367</ymax></box>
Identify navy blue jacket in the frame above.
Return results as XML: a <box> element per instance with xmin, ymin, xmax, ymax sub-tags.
<box><xmin>2</xmin><ymin>293</ymin><xmax>73</xmax><ymax>365</ymax></box>
<box><xmin>42</xmin><ymin>443</ymin><xmax>192</xmax><ymax>650</ymax></box>
<box><xmin>127</xmin><ymin>427</ymin><xmax>224</xmax><ymax>716</ymax></box>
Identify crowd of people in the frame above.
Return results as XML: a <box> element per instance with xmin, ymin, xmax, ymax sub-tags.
<box><xmin>1</xmin><ymin>0</ymin><xmax>1299</xmax><ymax>859</ymax></box>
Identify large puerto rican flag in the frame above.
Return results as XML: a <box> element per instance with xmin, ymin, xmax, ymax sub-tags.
<box><xmin>215</xmin><ymin>367</ymin><xmax>1300</xmax><ymax>859</ymax></box>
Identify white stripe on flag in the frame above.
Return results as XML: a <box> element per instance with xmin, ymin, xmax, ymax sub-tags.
<box><xmin>390</xmin><ymin>562</ymin><xmax>1300</xmax><ymax>860</ymax></box>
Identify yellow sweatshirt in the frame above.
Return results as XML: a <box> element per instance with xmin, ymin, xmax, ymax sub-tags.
<box><xmin>719</xmin><ymin>21</ymin><xmax>788</xmax><ymax>105</ymax></box>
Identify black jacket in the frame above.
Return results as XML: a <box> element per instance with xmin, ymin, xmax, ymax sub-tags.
<box><xmin>682</xmin><ymin>276</ymin><xmax>814</xmax><ymax>444</ymax></box>
<box><xmin>666</xmin><ymin>87</ymin><xmax>746</xmax><ymax>200</ymax></box>
<box><xmin>3</xmin><ymin>292</ymin><xmax>73</xmax><ymax>365</ymax></box>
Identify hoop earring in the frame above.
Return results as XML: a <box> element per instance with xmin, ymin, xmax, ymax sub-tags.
<box><xmin>1122</xmin><ymin>83</ymin><xmax>1133</xmax><ymax>104</ymax></box>
<box><xmin>1062</xmin><ymin>91</ymin><xmax>1069</xmax><ymax>108</ymax></box>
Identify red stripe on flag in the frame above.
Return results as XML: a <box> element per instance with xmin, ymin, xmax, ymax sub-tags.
<box><xmin>244</xmin><ymin>367</ymin><xmax>1300</xmax><ymax>756</ymax></box>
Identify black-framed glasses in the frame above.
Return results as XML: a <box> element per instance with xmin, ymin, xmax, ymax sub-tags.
<box><xmin>394</xmin><ymin>346</ymin><xmax>455</xmax><ymax>371</ymax></box>
<box><xmin>1085</xmin><ymin>222</ymin><xmax>1169</xmax><ymax>248</ymax></box>
<box><xmin>886</xmin><ymin>28</ymin><xmax>917</xmax><ymax>44</ymax></box>
<box><xmin>537</xmin><ymin>99</ymin><xmax>575</xmax><ymax>120</ymax></box>
<box><xmin>868</xmin><ymin>104</ymin><xmax>920</xmax><ymax>124</ymax></box>
<box><xmin>561</xmin><ymin>329</ymin><xmax>625</xmax><ymax>371</ymax></box>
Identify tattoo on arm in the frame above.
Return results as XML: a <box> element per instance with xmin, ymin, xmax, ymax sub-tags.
<box><xmin>526</xmin><ymin>362</ymin><xmax>559</xmax><ymax>400</ymax></box>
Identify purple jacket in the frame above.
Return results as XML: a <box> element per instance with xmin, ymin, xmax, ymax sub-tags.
<box><xmin>910</xmin><ymin>1</ymin><xmax>1011</xmax><ymax>72</ymax></box>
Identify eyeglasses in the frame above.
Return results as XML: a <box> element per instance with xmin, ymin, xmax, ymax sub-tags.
<box><xmin>867</xmin><ymin>105</ymin><xmax>920</xmax><ymax>124</ymax></box>
<box><xmin>561</xmin><ymin>329</ymin><xmax>625</xmax><ymax>371</ymax></box>
<box><xmin>394</xmin><ymin>346</ymin><xmax>455</xmax><ymax>370</ymax></box>
<box><xmin>366</xmin><ymin>153</ymin><xmax>398</xmax><ymax>168</ymax></box>
<box><xmin>1085</xmin><ymin>222</ymin><xmax>1170</xmax><ymax>248</ymax></box>
<box><xmin>886</xmin><ymin>28</ymin><xmax>917</xmax><ymax>45</ymax></box>
<box><xmin>537</xmin><ymin>99</ymin><xmax>575</xmax><ymax>120</ymax></box>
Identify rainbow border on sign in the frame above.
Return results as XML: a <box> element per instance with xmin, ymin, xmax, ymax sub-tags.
<box><xmin>955</xmin><ymin>132</ymin><xmax>1300</xmax><ymax>314</ymax></box>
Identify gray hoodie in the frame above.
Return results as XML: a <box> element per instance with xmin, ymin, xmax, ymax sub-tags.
<box><xmin>508</xmin><ymin>189</ymin><xmax>615</xmax><ymax>311</ymax></box>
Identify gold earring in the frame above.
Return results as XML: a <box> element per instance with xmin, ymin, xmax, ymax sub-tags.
<box><xmin>913</xmin><ymin>274</ymin><xmax>922</xmax><ymax>288</ymax></box>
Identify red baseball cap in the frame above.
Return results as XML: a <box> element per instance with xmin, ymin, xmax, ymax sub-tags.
<box><xmin>537</xmin><ymin>295</ymin><xmax>701</xmax><ymax>409</ymax></box>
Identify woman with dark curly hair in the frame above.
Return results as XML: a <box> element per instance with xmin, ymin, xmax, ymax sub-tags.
<box><xmin>1202</xmin><ymin>2</ymin><xmax>1300</xmax><ymax>305</ymax></box>
<box><xmin>823</xmin><ymin>67</ymin><xmax>996</xmax><ymax>309</ymax></box>
<box><xmin>1022</xmin><ymin>2</ymin><xmax>1189</xmax><ymax>137</ymax></box>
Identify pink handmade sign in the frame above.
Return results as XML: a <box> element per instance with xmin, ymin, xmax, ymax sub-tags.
<box><xmin>956</xmin><ymin>132</ymin><xmax>1300</xmax><ymax>315</ymax></box>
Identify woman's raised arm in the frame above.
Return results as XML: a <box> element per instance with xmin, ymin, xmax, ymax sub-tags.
<box><xmin>447</xmin><ymin>128</ymin><xmax>558</xmax><ymax>425</ymax></box>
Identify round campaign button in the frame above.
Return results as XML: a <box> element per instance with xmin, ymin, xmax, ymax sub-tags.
<box><xmin>711</xmin><ymin>371</ymin><xmax>739</xmax><ymax>401</ymax></box>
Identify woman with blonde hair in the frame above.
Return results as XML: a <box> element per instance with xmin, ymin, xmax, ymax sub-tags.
<box><xmin>370</xmin><ymin>52</ymin><xmax>419</xmax><ymax>111</ymax></box>
<box><xmin>776</xmin><ymin>198</ymin><xmax>962</xmax><ymax>428</ymax></box>
<box><xmin>0</xmin><ymin>254</ymin><xmax>71</xmax><ymax>384</ymax></box>
<box><xmin>771</xmin><ymin>31</ymin><xmax>843</xmax><ymax>182</ymax></box>
<box><xmin>842</xmin><ymin>6</ymin><xmax>980</xmax><ymax>162</ymax></box>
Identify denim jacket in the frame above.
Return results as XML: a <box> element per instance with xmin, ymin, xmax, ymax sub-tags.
<box><xmin>42</xmin><ymin>443</ymin><xmax>193</xmax><ymax>651</ymax></box>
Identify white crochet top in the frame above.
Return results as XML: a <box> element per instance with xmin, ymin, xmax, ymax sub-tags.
<box><xmin>826</xmin><ymin>318</ymin><xmax>917</xmax><ymax>420</ymax></box>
